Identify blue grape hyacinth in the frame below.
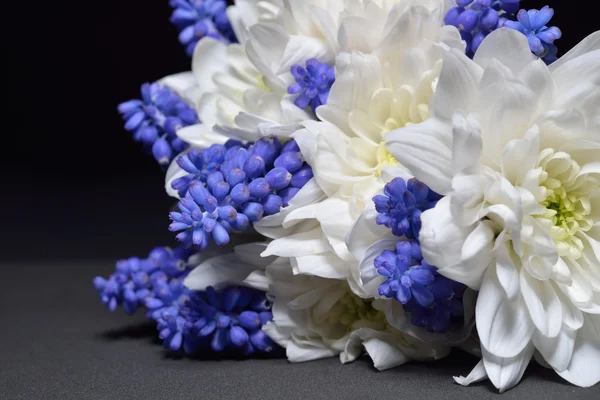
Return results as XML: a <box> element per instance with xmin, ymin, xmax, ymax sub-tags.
<box><xmin>503</xmin><ymin>6</ymin><xmax>562</xmax><ymax>63</ymax></box>
<box><xmin>178</xmin><ymin>286</ymin><xmax>275</xmax><ymax>355</ymax></box>
<box><xmin>372</xmin><ymin>178</ymin><xmax>465</xmax><ymax>333</ymax></box>
<box><xmin>445</xmin><ymin>1</ymin><xmax>561</xmax><ymax>63</ymax></box>
<box><xmin>375</xmin><ymin>240</ymin><xmax>466</xmax><ymax>333</ymax></box>
<box><xmin>93</xmin><ymin>246</ymin><xmax>276</xmax><ymax>357</ymax></box>
<box><xmin>373</xmin><ymin>177</ymin><xmax>442</xmax><ymax>239</ymax></box>
<box><xmin>169</xmin><ymin>0</ymin><xmax>237</xmax><ymax>56</ymax></box>
<box><xmin>445</xmin><ymin>0</ymin><xmax>521</xmax><ymax>55</ymax></box>
<box><xmin>118</xmin><ymin>83</ymin><xmax>198</xmax><ymax>166</ymax></box>
<box><xmin>288</xmin><ymin>58</ymin><xmax>335</xmax><ymax>113</ymax></box>
<box><xmin>93</xmin><ymin>246</ymin><xmax>193</xmax><ymax>315</ymax></box>
<box><xmin>169</xmin><ymin>137</ymin><xmax>314</xmax><ymax>250</ymax></box>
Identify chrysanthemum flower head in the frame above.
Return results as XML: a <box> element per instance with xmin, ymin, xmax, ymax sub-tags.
<box><xmin>386</xmin><ymin>28</ymin><xmax>600</xmax><ymax>391</ymax></box>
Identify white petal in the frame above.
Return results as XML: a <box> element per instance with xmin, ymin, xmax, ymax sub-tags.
<box><xmin>482</xmin><ymin>343</ymin><xmax>534</xmax><ymax>393</ymax></box>
<box><xmin>159</xmin><ymin>72</ymin><xmax>197</xmax><ymax>103</ymax></box>
<box><xmin>551</xmin><ymin>49</ymin><xmax>600</xmax><ymax>116</ymax></box>
<box><xmin>449</xmin><ymin>173</ymin><xmax>484</xmax><ymax>226</ymax></box>
<box><xmin>183</xmin><ymin>253</ymin><xmax>255</xmax><ymax>290</ymax></box>
<box><xmin>520</xmin><ymin>269</ymin><xmax>562</xmax><ymax>338</ymax></box>
<box><xmin>234</xmin><ymin>242</ymin><xmax>275</xmax><ymax>268</ymax></box>
<box><xmin>385</xmin><ymin>118</ymin><xmax>454</xmax><ymax>195</ymax></box>
<box><xmin>278</xmin><ymin>35</ymin><xmax>331</xmax><ymax>75</ymax></box>
<box><xmin>176</xmin><ymin>124</ymin><xmax>228</xmax><ymax>148</ymax></box>
<box><xmin>363</xmin><ymin>336</ymin><xmax>412</xmax><ymax>371</ymax></box>
<box><xmin>432</xmin><ymin>220</ymin><xmax>494</xmax><ymax>291</ymax></box>
<box><xmin>433</xmin><ymin>49</ymin><xmax>483</xmax><ymax>122</ymax></box>
<box><xmin>346</xmin><ymin>203</ymin><xmax>394</xmax><ymax>263</ymax></box>
<box><xmin>474</xmin><ymin>28</ymin><xmax>535</xmax><ymax>75</ymax></box>
<box><xmin>242</xmin><ymin>270</ymin><xmax>271</xmax><ymax>292</ymax></box>
<box><xmin>477</xmin><ymin>266</ymin><xmax>535</xmax><ymax>358</ymax></box>
<box><xmin>291</xmin><ymin>253</ymin><xmax>348</xmax><ymax>280</ymax></box>
<box><xmin>459</xmin><ymin>221</ymin><xmax>495</xmax><ymax>275</ymax></box>
<box><xmin>338</xmin><ymin>16</ymin><xmax>380</xmax><ymax>53</ymax></box>
<box><xmin>419</xmin><ymin>197</ymin><xmax>470</xmax><ymax>268</ymax></box>
<box><xmin>192</xmin><ymin>38</ymin><xmax>228</xmax><ymax>93</ymax></box>
<box><xmin>261</xmin><ymin>227</ymin><xmax>330</xmax><ymax>258</ymax></box>
<box><xmin>454</xmin><ymin>360</ymin><xmax>488</xmax><ymax>386</ymax></box>
<box><xmin>346</xmin><ymin>328</ymin><xmax>412</xmax><ymax>371</ymax></box>
<box><xmin>286</xmin><ymin>340</ymin><xmax>341</xmax><ymax>363</ymax></box>
<box><xmin>532</xmin><ymin>329</ymin><xmax>575</xmax><ymax>372</ymax></box>
<box><xmin>420</xmin><ymin>197</ymin><xmax>490</xmax><ymax>289</ymax></box>
<box><xmin>550</xmin><ymin>31</ymin><xmax>600</xmax><ymax>72</ymax></box>
<box><xmin>358</xmin><ymin>240</ymin><xmax>397</xmax><ymax>295</ymax></box>
<box><xmin>557</xmin><ymin>289</ymin><xmax>584</xmax><ymax>332</ymax></box>
<box><xmin>451</xmin><ymin>113</ymin><xmax>483</xmax><ymax>175</ymax></box>
<box><xmin>517</xmin><ymin>59</ymin><xmax>554</xmax><ymax>105</ymax></box>
<box><xmin>556</xmin><ymin>314</ymin><xmax>600</xmax><ymax>387</ymax></box>
<box><xmin>254</xmin><ymin>178</ymin><xmax>325</xmax><ymax>238</ymax></box>
<box><xmin>477</xmin><ymin>81</ymin><xmax>538</xmax><ymax>165</ymax></box>
<box><xmin>246</xmin><ymin>23</ymin><xmax>289</xmax><ymax>88</ymax></box>
<box><xmin>502</xmin><ymin>128</ymin><xmax>540</xmax><ymax>186</ymax></box>
<box><xmin>165</xmin><ymin>155</ymin><xmax>187</xmax><ymax>199</ymax></box>
<box><xmin>494</xmin><ymin>232</ymin><xmax>521</xmax><ymax>299</ymax></box>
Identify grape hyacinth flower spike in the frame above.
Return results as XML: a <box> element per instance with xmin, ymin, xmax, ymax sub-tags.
<box><xmin>118</xmin><ymin>83</ymin><xmax>198</xmax><ymax>166</ymax></box>
<box><xmin>373</xmin><ymin>178</ymin><xmax>466</xmax><ymax>333</ymax></box>
<box><xmin>93</xmin><ymin>246</ymin><xmax>194</xmax><ymax>315</ymax></box>
<box><xmin>288</xmin><ymin>58</ymin><xmax>335</xmax><ymax>113</ymax></box>
<box><xmin>444</xmin><ymin>1</ymin><xmax>561</xmax><ymax>63</ymax></box>
<box><xmin>93</xmin><ymin>247</ymin><xmax>277</xmax><ymax>357</ymax></box>
<box><xmin>502</xmin><ymin>6</ymin><xmax>562</xmax><ymax>63</ymax></box>
<box><xmin>169</xmin><ymin>0</ymin><xmax>237</xmax><ymax>56</ymax></box>
<box><xmin>444</xmin><ymin>0</ymin><xmax>521</xmax><ymax>55</ymax></box>
<box><xmin>169</xmin><ymin>137</ymin><xmax>314</xmax><ymax>250</ymax></box>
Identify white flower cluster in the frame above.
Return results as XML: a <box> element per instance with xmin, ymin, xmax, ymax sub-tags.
<box><xmin>162</xmin><ymin>0</ymin><xmax>599</xmax><ymax>392</ymax></box>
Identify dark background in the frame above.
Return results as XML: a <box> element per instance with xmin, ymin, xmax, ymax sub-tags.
<box><xmin>2</xmin><ymin>0</ymin><xmax>597</xmax><ymax>262</ymax></box>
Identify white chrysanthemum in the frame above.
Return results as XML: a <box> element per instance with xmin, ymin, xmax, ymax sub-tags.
<box><xmin>309</xmin><ymin>0</ymin><xmax>460</xmax><ymax>207</ymax></box>
<box><xmin>386</xmin><ymin>29</ymin><xmax>600</xmax><ymax>391</ymax></box>
<box><xmin>262</xmin><ymin>255</ymin><xmax>451</xmax><ymax>368</ymax></box>
<box><xmin>210</xmin><ymin>0</ymin><xmax>462</xmax><ymax>139</ymax></box>
<box><xmin>254</xmin><ymin>1</ymin><xmax>461</xmax><ymax>280</ymax></box>
<box><xmin>344</xmin><ymin>193</ymin><xmax>477</xmax><ymax>345</ymax></box>
<box><xmin>183</xmin><ymin>242</ymin><xmax>449</xmax><ymax>368</ymax></box>
<box><xmin>226</xmin><ymin>0</ymin><xmax>283</xmax><ymax>45</ymax></box>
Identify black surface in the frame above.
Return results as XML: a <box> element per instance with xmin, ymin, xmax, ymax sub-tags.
<box><xmin>1</xmin><ymin>261</ymin><xmax>598</xmax><ymax>399</ymax></box>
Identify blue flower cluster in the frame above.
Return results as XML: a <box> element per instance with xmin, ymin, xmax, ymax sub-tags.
<box><xmin>504</xmin><ymin>7</ymin><xmax>561</xmax><ymax>63</ymax></box>
<box><xmin>373</xmin><ymin>178</ymin><xmax>465</xmax><ymax>333</ymax></box>
<box><xmin>169</xmin><ymin>0</ymin><xmax>237</xmax><ymax>56</ymax></box>
<box><xmin>373</xmin><ymin>178</ymin><xmax>441</xmax><ymax>239</ymax></box>
<box><xmin>288</xmin><ymin>58</ymin><xmax>335</xmax><ymax>113</ymax></box>
<box><xmin>118</xmin><ymin>83</ymin><xmax>198</xmax><ymax>166</ymax></box>
<box><xmin>445</xmin><ymin>1</ymin><xmax>560</xmax><ymax>63</ymax></box>
<box><xmin>93</xmin><ymin>246</ymin><xmax>276</xmax><ymax>356</ymax></box>
<box><xmin>445</xmin><ymin>0</ymin><xmax>520</xmax><ymax>55</ymax></box>
<box><xmin>93</xmin><ymin>246</ymin><xmax>193</xmax><ymax>314</ymax></box>
<box><xmin>169</xmin><ymin>137</ymin><xmax>313</xmax><ymax>250</ymax></box>
<box><xmin>176</xmin><ymin>287</ymin><xmax>275</xmax><ymax>355</ymax></box>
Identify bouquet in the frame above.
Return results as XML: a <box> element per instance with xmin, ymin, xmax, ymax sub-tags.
<box><xmin>94</xmin><ymin>0</ymin><xmax>600</xmax><ymax>392</ymax></box>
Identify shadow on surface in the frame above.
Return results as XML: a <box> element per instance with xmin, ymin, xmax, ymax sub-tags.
<box><xmin>97</xmin><ymin>321</ymin><xmax>160</xmax><ymax>344</ymax></box>
<box><xmin>97</xmin><ymin>321</ymin><xmax>286</xmax><ymax>361</ymax></box>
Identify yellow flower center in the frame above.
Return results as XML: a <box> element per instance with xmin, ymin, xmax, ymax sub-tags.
<box><xmin>376</xmin><ymin>142</ymin><xmax>399</xmax><ymax>176</ymax></box>
<box><xmin>327</xmin><ymin>292</ymin><xmax>387</xmax><ymax>330</ymax></box>
<box><xmin>256</xmin><ymin>75</ymin><xmax>270</xmax><ymax>92</ymax></box>
<box><xmin>537</xmin><ymin>148</ymin><xmax>597</xmax><ymax>260</ymax></box>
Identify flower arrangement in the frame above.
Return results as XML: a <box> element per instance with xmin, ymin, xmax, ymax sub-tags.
<box><xmin>94</xmin><ymin>0</ymin><xmax>599</xmax><ymax>392</ymax></box>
